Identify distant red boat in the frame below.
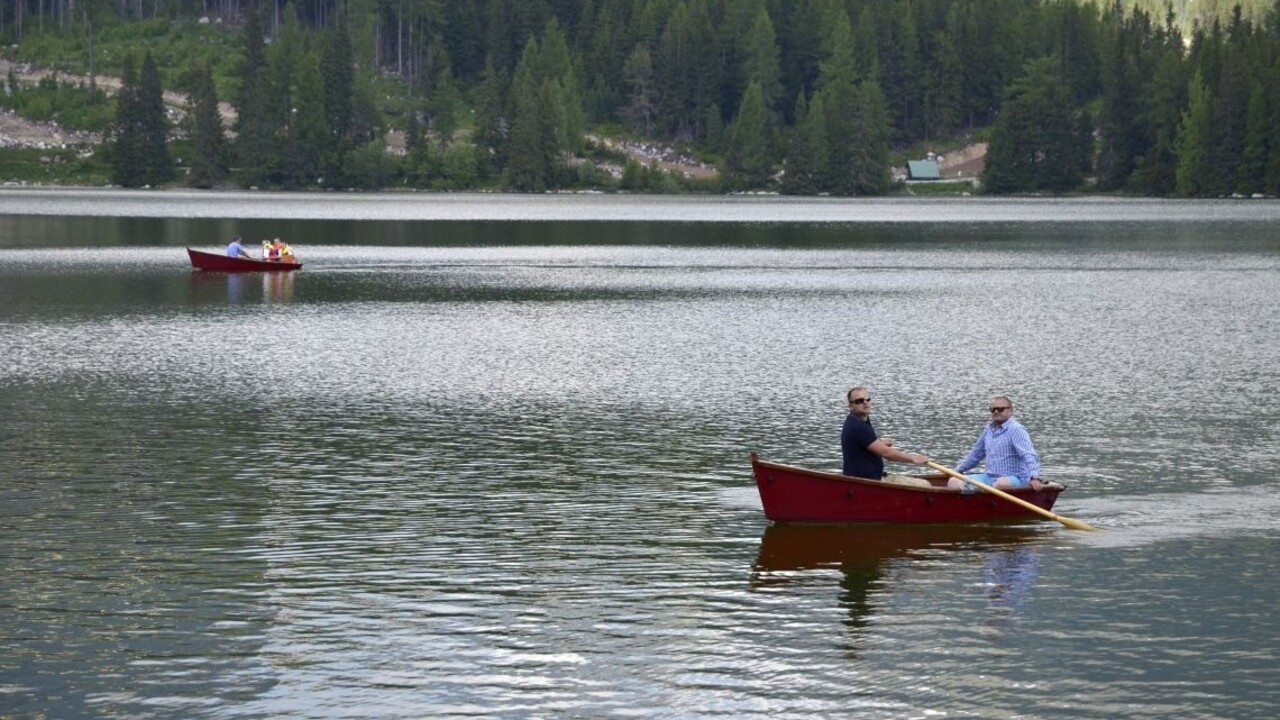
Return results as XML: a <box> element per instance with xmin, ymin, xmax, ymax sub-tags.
<box><xmin>187</xmin><ymin>247</ymin><xmax>302</xmax><ymax>272</ymax></box>
<box><xmin>750</xmin><ymin>452</ymin><xmax>1064</xmax><ymax>524</ymax></box>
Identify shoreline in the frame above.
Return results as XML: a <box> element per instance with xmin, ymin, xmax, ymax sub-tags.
<box><xmin>1</xmin><ymin>186</ymin><xmax>1279</xmax><ymax>223</ymax></box>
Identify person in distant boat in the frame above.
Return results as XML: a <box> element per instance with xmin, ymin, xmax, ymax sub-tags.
<box><xmin>277</xmin><ymin>238</ymin><xmax>295</xmax><ymax>262</ymax></box>
<box><xmin>949</xmin><ymin>396</ymin><xmax>1043</xmax><ymax>491</ymax></box>
<box><xmin>262</xmin><ymin>239</ymin><xmax>275</xmax><ymax>260</ymax></box>
<box><xmin>226</xmin><ymin>235</ymin><xmax>251</xmax><ymax>259</ymax></box>
<box><xmin>841</xmin><ymin>386</ymin><xmax>928</xmax><ymax>479</ymax></box>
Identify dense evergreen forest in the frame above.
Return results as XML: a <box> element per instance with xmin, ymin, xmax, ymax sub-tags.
<box><xmin>2</xmin><ymin>0</ymin><xmax>1279</xmax><ymax>196</ymax></box>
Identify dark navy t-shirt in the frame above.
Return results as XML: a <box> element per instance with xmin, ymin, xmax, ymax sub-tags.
<box><xmin>841</xmin><ymin>414</ymin><xmax>883</xmax><ymax>478</ymax></box>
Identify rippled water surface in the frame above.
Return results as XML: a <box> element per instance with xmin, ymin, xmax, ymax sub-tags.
<box><xmin>2</xmin><ymin>197</ymin><xmax>1279</xmax><ymax>719</ymax></box>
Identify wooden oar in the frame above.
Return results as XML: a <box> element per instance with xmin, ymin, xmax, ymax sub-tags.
<box><xmin>926</xmin><ymin>461</ymin><xmax>1100</xmax><ymax>532</ymax></box>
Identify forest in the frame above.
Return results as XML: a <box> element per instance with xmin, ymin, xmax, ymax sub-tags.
<box><xmin>1</xmin><ymin>0</ymin><xmax>1279</xmax><ymax>196</ymax></box>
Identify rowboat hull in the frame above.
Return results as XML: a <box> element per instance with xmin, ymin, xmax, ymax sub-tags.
<box><xmin>187</xmin><ymin>247</ymin><xmax>302</xmax><ymax>272</ymax></box>
<box><xmin>750</xmin><ymin>452</ymin><xmax>1063</xmax><ymax>524</ymax></box>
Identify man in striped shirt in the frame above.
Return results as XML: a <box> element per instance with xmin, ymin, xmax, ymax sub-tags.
<box><xmin>948</xmin><ymin>396</ymin><xmax>1043</xmax><ymax>492</ymax></box>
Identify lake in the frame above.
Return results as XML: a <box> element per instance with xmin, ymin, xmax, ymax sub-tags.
<box><xmin>2</xmin><ymin>191</ymin><xmax>1278</xmax><ymax>719</ymax></box>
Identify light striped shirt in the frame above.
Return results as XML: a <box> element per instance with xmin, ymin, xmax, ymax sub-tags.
<box><xmin>956</xmin><ymin>417</ymin><xmax>1041</xmax><ymax>478</ymax></box>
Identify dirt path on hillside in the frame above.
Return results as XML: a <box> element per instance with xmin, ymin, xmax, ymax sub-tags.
<box><xmin>0</xmin><ymin>59</ymin><xmax>237</xmax><ymax>149</ymax></box>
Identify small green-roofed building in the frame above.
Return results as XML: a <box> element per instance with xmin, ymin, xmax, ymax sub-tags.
<box><xmin>907</xmin><ymin>160</ymin><xmax>941</xmax><ymax>180</ymax></box>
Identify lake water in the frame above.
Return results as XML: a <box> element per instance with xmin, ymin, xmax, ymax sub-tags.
<box><xmin>2</xmin><ymin>191</ymin><xmax>1279</xmax><ymax>719</ymax></box>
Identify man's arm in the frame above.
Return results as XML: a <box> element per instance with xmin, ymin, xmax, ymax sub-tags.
<box><xmin>954</xmin><ymin>431</ymin><xmax>987</xmax><ymax>473</ymax></box>
<box><xmin>868</xmin><ymin>439</ymin><xmax>927</xmax><ymax>464</ymax></box>
<box><xmin>1012</xmin><ymin>427</ymin><xmax>1041</xmax><ymax>478</ymax></box>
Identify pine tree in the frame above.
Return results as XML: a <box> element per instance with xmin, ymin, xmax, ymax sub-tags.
<box><xmin>1203</xmin><ymin>32</ymin><xmax>1249</xmax><ymax>195</ymax></box>
<box><xmin>724</xmin><ymin>80</ymin><xmax>773</xmax><ymax>189</ymax></box>
<box><xmin>983</xmin><ymin>56</ymin><xmax>1086</xmax><ymax>194</ymax></box>
<box><xmin>235</xmin><ymin>5</ymin><xmax>273</xmax><ymax>186</ymax></box>
<box><xmin>740</xmin><ymin>8</ymin><xmax>783</xmax><ymax>114</ymax></box>
<box><xmin>472</xmin><ymin>55</ymin><xmax>510</xmax><ymax>178</ymax></box>
<box><xmin>1136</xmin><ymin>47</ymin><xmax>1184</xmax><ymax>196</ymax></box>
<box><xmin>539</xmin><ymin>19</ymin><xmax>586</xmax><ymax>156</ymax></box>
<box><xmin>655</xmin><ymin>0</ymin><xmax>721</xmax><ymax>141</ymax></box>
<box><xmin>507</xmin><ymin>38</ymin><xmax>553</xmax><ymax>191</ymax></box>
<box><xmin>137</xmin><ymin>52</ymin><xmax>171</xmax><ymax>187</ymax></box>
<box><xmin>1175</xmin><ymin>70</ymin><xmax>1213</xmax><ymax>197</ymax></box>
<box><xmin>924</xmin><ymin>10</ymin><xmax>964</xmax><ymax>140</ymax></box>
<box><xmin>876</xmin><ymin>0</ymin><xmax>922</xmax><ymax>141</ymax></box>
<box><xmin>1267</xmin><ymin>54</ymin><xmax>1280</xmax><ymax>194</ymax></box>
<box><xmin>284</xmin><ymin>53</ymin><xmax>330</xmax><ymax>188</ymax></box>
<box><xmin>429</xmin><ymin>67</ymin><xmax>461</xmax><ymax>149</ymax></box>
<box><xmin>816</xmin><ymin>6</ymin><xmax>859</xmax><ymax>195</ymax></box>
<box><xmin>1096</xmin><ymin>18</ymin><xmax>1142</xmax><ymax>191</ymax></box>
<box><xmin>110</xmin><ymin>54</ymin><xmax>143</xmax><ymax>188</ymax></box>
<box><xmin>187</xmin><ymin>63</ymin><xmax>228</xmax><ymax>188</ymax></box>
<box><xmin>782</xmin><ymin>90</ymin><xmax>826</xmax><ymax>195</ymax></box>
<box><xmin>1237</xmin><ymin>82</ymin><xmax>1269</xmax><ymax>194</ymax></box>
<box><xmin>849</xmin><ymin>79</ymin><xmax>892</xmax><ymax>194</ymax></box>
<box><xmin>322</xmin><ymin>16</ymin><xmax>355</xmax><ymax>142</ymax></box>
<box><xmin>622</xmin><ymin>43</ymin><xmax>657</xmax><ymax>135</ymax></box>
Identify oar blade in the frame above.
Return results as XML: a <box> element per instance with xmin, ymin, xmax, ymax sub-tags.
<box><xmin>1056</xmin><ymin>515</ymin><xmax>1101</xmax><ymax>532</ymax></box>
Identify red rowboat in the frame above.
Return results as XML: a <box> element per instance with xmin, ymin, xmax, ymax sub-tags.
<box><xmin>750</xmin><ymin>452</ymin><xmax>1064</xmax><ymax>524</ymax></box>
<box><xmin>187</xmin><ymin>247</ymin><xmax>302</xmax><ymax>272</ymax></box>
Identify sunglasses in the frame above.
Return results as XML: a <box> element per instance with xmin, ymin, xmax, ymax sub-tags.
<box><xmin>849</xmin><ymin>397</ymin><xmax>872</xmax><ymax>405</ymax></box>
<box><xmin>990</xmin><ymin>406</ymin><xmax>1011</xmax><ymax>413</ymax></box>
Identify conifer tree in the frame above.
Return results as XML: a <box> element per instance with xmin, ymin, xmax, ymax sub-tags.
<box><xmin>538</xmin><ymin>19</ymin><xmax>586</xmax><ymax>156</ymax></box>
<box><xmin>782</xmin><ymin>90</ymin><xmax>826</xmax><ymax>195</ymax></box>
<box><xmin>137</xmin><ymin>52</ymin><xmax>172</xmax><ymax>187</ymax></box>
<box><xmin>924</xmin><ymin>10</ymin><xmax>964</xmax><ymax>140</ymax></box>
<box><xmin>322</xmin><ymin>16</ymin><xmax>355</xmax><ymax>142</ymax></box>
<box><xmin>472</xmin><ymin>55</ymin><xmax>510</xmax><ymax>178</ymax></box>
<box><xmin>983</xmin><ymin>56</ymin><xmax>1087</xmax><ymax>193</ymax></box>
<box><xmin>1204</xmin><ymin>35</ymin><xmax>1250</xmax><ymax>195</ymax></box>
<box><xmin>876</xmin><ymin>0</ymin><xmax>922</xmax><ymax>141</ymax></box>
<box><xmin>1096</xmin><ymin>20</ymin><xmax>1143</xmax><ymax>191</ymax></box>
<box><xmin>740</xmin><ymin>8</ymin><xmax>783</xmax><ymax>114</ymax></box>
<box><xmin>816</xmin><ymin>6</ymin><xmax>860</xmax><ymax>195</ymax></box>
<box><xmin>656</xmin><ymin>0</ymin><xmax>721</xmax><ymax>141</ymax></box>
<box><xmin>429</xmin><ymin>67</ymin><xmax>461</xmax><ymax>149</ymax></box>
<box><xmin>1175</xmin><ymin>70</ymin><xmax>1212</xmax><ymax>197</ymax></box>
<box><xmin>283</xmin><ymin>53</ymin><xmax>329</xmax><ymax>188</ymax></box>
<box><xmin>235</xmin><ymin>5</ymin><xmax>273</xmax><ymax>186</ymax></box>
<box><xmin>622</xmin><ymin>43</ymin><xmax>657</xmax><ymax>135</ymax></box>
<box><xmin>507</xmin><ymin>38</ymin><xmax>554</xmax><ymax>191</ymax></box>
<box><xmin>724</xmin><ymin>80</ymin><xmax>773</xmax><ymax>188</ymax></box>
<box><xmin>188</xmin><ymin>63</ymin><xmax>228</xmax><ymax>188</ymax></box>
<box><xmin>110</xmin><ymin>54</ymin><xmax>143</xmax><ymax>187</ymax></box>
<box><xmin>849</xmin><ymin>79</ymin><xmax>893</xmax><ymax>194</ymax></box>
<box><xmin>1238</xmin><ymin>82</ymin><xmax>1269</xmax><ymax>194</ymax></box>
<box><xmin>702</xmin><ymin>103</ymin><xmax>724</xmax><ymax>153</ymax></box>
<box><xmin>1267</xmin><ymin>63</ymin><xmax>1280</xmax><ymax>194</ymax></box>
<box><xmin>1136</xmin><ymin>48</ymin><xmax>1184</xmax><ymax>196</ymax></box>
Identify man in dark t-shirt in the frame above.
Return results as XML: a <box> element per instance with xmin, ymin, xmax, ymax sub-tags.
<box><xmin>841</xmin><ymin>386</ymin><xmax>929</xmax><ymax>478</ymax></box>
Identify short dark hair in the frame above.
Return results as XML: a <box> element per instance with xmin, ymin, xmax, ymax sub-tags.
<box><xmin>846</xmin><ymin>386</ymin><xmax>868</xmax><ymax>403</ymax></box>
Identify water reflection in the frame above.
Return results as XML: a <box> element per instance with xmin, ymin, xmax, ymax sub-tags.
<box><xmin>752</xmin><ymin>524</ymin><xmax>1044</xmax><ymax>636</ymax></box>
<box><xmin>262</xmin><ymin>271</ymin><xmax>295</xmax><ymax>304</ymax></box>
<box><xmin>982</xmin><ymin>544</ymin><xmax>1041</xmax><ymax>618</ymax></box>
<box><xmin>185</xmin><ymin>271</ymin><xmax>296</xmax><ymax>305</ymax></box>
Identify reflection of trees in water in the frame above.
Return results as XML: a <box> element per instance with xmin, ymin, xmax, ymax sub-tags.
<box><xmin>752</xmin><ymin>523</ymin><xmax>1045</xmax><ymax>637</ymax></box>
